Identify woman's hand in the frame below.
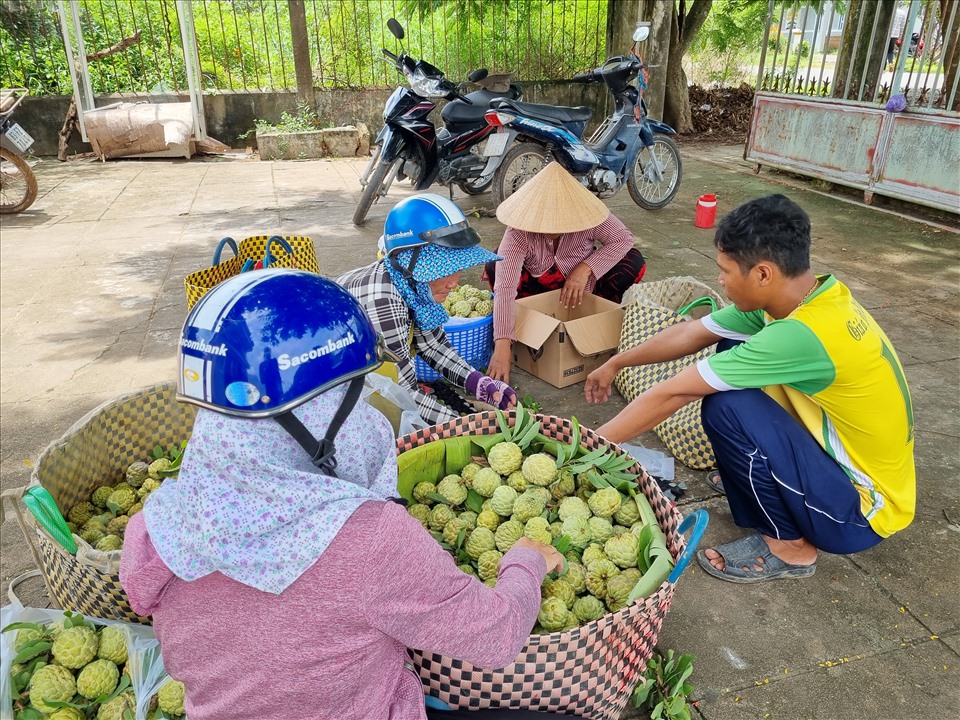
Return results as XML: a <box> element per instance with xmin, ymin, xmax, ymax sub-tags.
<box><xmin>560</xmin><ymin>263</ymin><xmax>592</xmax><ymax>309</ymax></box>
<box><xmin>487</xmin><ymin>339</ymin><xmax>512</xmax><ymax>383</ymax></box>
<box><xmin>585</xmin><ymin>359</ymin><xmax>618</xmax><ymax>404</ymax></box>
<box><xmin>465</xmin><ymin>370</ymin><xmax>517</xmax><ymax>410</ymax></box>
<box><xmin>513</xmin><ymin>537</ymin><xmax>565</xmax><ymax>574</ymax></box>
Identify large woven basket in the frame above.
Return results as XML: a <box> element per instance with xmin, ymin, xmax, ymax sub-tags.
<box><xmin>398</xmin><ymin>412</ymin><xmax>688</xmax><ymax>720</ymax></box>
<box><xmin>9</xmin><ymin>383</ymin><xmax>195</xmax><ymax>624</ymax></box>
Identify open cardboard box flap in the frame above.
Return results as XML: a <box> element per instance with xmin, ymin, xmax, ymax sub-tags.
<box><xmin>514</xmin><ymin>299</ymin><xmax>561</xmax><ymax>351</ymax></box>
<box><xmin>564</xmin><ymin>309</ymin><xmax>623</xmax><ymax>356</ymax></box>
<box><xmin>513</xmin><ymin>290</ymin><xmax>623</xmax><ymax>354</ymax></box>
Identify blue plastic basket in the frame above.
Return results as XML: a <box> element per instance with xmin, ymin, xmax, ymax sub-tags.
<box><xmin>415</xmin><ymin>313</ymin><xmax>494</xmax><ymax>381</ymax></box>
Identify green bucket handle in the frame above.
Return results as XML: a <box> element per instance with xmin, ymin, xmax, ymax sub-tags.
<box><xmin>677</xmin><ymin>296</ymin><xmax>718</xmax><ymax>316</ymax></box>
<box><xmin>23</xmin><ymin>486</ymin><xmax>77</xmax><ymax>555</ymax></box>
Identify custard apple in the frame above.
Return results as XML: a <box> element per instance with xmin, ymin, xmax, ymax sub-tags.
<box><xmin>487</xmin><ymin>441</ymin><xmax>523</xmax><ymax>475</ymax></box>
<box><xmin>505</xmin><ymin>470</ymin><xmax>527</xmax><ymax>492</ymax></box>
<box><xmin>604</xmin><ymin>533</ymin><xmax>639</xmax><ymax>569</ymax></box>
<box><xmin>490</xmin><ymin>485</ymin><xmax>518</xmax><ymax>516</ymax></box>
<box><xmin>437</xmin><ymin>475</ymin><xmax>467</xmax><ymax>506</ymax></box>
<box><xmin>443</xmin><ymin>517</ymin><xmax>469</xmax><ymax>547</ymax></box>
<box><xmin>563</xmin><ymin>611</ymin><xmax>580</xmax><ymax>631</ymax></box>
<box><xmin>581</xmin><ymin>544</ymin><xmax>606</xmax><ymax>566</ymax></box>
<box><xmin>475</xmin><ymin>299</ymin><xmax>493</xmax><ymax>316</ymax></box>
<box><xmin>550</xmin><ymin>470</ymin><xmax>576</xmax><ymax>500</ymax></box>
<box><xmin>541</xmin><ymin>577</ymin><xmax>576</xmax><ymax>609</ymax></box>
<box><xmin>413</xmin><ymin>481</ymin><xmax>437</xmax><ymax>504</ymax></box>
<box><xmin>137</xmin><ymin>477</ymin><xmax>162</xmax><ymax>498</ymax></box>
<box><xmin>549</xmin><ymin>521</ymin><xmax>564</xmax><ymax>540</ymax></box>
<box><xmin>81</xmin><ymin>526</ymin><xmax>106</xmax><ymax>546</ymax></box>
<box><xmin>523</xmin><ymin>486</ymin><xmax>552</xmax><ymax>506</ymax></box>
<box><xmin>451</xmin><ymin>300</ymin><xmax>472</xmax><ymax>317</ymax></box>
<box><xmin>457</xmin><ymin>510</ymin><xmax>478</xmax><ymax>529</ymax></box>
<box><xmin>147</xmin><ymin>457</ymin><xmax>172</xmax><ymax>479</ymax></box>
<box><xmin>558</xmin><ymin>496</ymin><xmax>591</xmax><ymax>522</ymax></box>
<box><xmin>77</xmin><ymin>658</ymin><xmax>119</xmax><ymax>699</ymax></box>
<box><xmin>52</xmin><ymin>625</ymin><xmax>98</xmax><ymax>668</ymax></box>
<box><xmin>14</xmin><ymin>626</ymin><xmax>46</xmax><ymax>650</ymax></box>
<box><xmin>98</xmin><ymin>691</ymin><xmax>136</xmax><ymax>720</ymax></box>
<box><xmin>97</xmin><ymin>625</ymin><xmax>128</xmax><ymax>664</ymax></box>
<box><xmin>106</xmin><ymin>515</ymin><xmax>130</xmax><ymax>536</ymax></box>
<box><xmin>29</xmin><ymin>664</ymin><xmax>76</xmax><ymax>713</ymax></box>
<box><xmin>49</xmin><ymin>709</ymin><xmax>85</xmax><ymax>720</ymax></box>
<box><xmin>107</xmin><ymin>485</ymin><xmax>136</xmax><ymax>514</ymax></box>
<box><xmin>68</xmin><ymin>501</ymin><xmax>98</xmax><ymax>526</ymax></box>
<box><xmin>484</xmin><ymin>578</ymin><xmax>497</xmax><ymax>588</ymax></box>
<box><xmin>605</xmin><ymin>568</ymin><xmax>642</xmax><ymax>611</ymax></box>
<box><xmin>587</xmin><ymin>516</ymin><xmax>615</xmax><ymax>544</ymax></box>
<box><xmin>125</xmin><ymin>460</ymin><xmax>150</xmax><ymax>488</ymax></box>
<box><xmin>585</xmin><ymin>558</ymin><xmax>620</xmax><ymax>599</ymax></box>
<box><xmin>471</xmin><ymin>468</ymin><xmax>502</xmax><ymax>497</ymax></box>
<box><xmin>477</xmin><ymin>549</ymin><xmax>503</xmax><ymax>581</ymax></box>
<box><xmin>158</xmin><ymin>679</ymin><xmax>186</xmax><ymax>716</ymax></box>
<box><xmin>521</xmin><ymin>453</ymin><xmax>558</xmax><ymax>486</ymax></box>
<box><xmin>511</xmin><ymin>494</ymin><xmax>544</xmax><ymax>524</ymax></box>
<box><xmin>407</xmin><ymin>503</ymin><xmax>431</xmax><ymax>528</ymax></box>
<box><xmin>458</xmin><ymin>563</ymin><xmax>478</xmax><ymax>577</ymax></box>
<box><xmin>587</xmin><ymin>487</ymin><xmax>622</xmax><ymax>518</ymax></box>
<box><xmin>614</xmin><ymin>497</ymin><xmax>642</xmax><ymax>526</ymax></box>
<box><xmin>573</xmin><ymin>594</ymin><xmax>607</xmax><ymax>623</ymax></box>
<box><xmin>523</xmin><ymin>517</ymin><xmax>552</xmax><ymax>545</ymax></box>
<box><xmin>429</xmin><ymin>504</ymin><xmax>457</xmax><ymax>531</ymax></box>
<box><xmin>476</xmin><ymin>509</ymin><xmax>501</xmax><ymax>532</ymax></box>
<box><xmin>538</xmin><ymin>596</ymin><xmax>568</xmax><ymax>632</ymax></box>
<box><xmin>461</xmin><ymin>462</ymin><xmax>482</xmax><ymax>484</ymax></box>
<box><xmin>495</xmin><ymin>519</ymin><xmax>524</xmax><ymax>552</ymax></box>
<box><xmin>465</xmin><ymin>526</ymin><xmax>496</xmax><ymax>559</ymax></box>
<box><xmin>95</xmin><ymin>534</ymin><xmax>122</xmax><ymax>552</ymax></box>
<box><xmin>561</xmin><ymin>516</ymin><xmax>591</xmax><ymax>547</ymax></box>
<box><xmin>91</xmin><ymin>485</ymin><xmax>114</xmax><ymax>508</ymax></box>
<box><xmin>565</xmin><ymin>561</ymin><xmax>587</xmax><ymax>594</ymax></box>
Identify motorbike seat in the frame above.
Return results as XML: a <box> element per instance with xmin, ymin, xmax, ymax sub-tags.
<box><xmin>492</xmin><ymin>99</ymin><xmax>593</xmax><ymax>126</ymax></box>
<box><xmin>441</xmin><ymin>85</ymin><xmax>523</xmax><ymax>125</ymax></box>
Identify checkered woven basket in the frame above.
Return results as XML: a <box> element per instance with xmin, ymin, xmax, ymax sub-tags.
<box><xmin>398</xmin><ymin>412</ymin><xmax>686</xmax><ymax>719</ymax></box>
<box><xmin>616</xmin><ymin>278</ymin><xmax>726</xmax><ymax>471</ymax></box>
<box><xmin>12</xmin><ymin>383</ymin><xmax>195</xmax><ymax>624</ymax></box>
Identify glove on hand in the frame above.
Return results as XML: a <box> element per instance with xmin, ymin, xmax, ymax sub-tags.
<box><xmin>465</xmin><ymin>371</ymin><xmax>517</xmax><ymax>410</ymax></box>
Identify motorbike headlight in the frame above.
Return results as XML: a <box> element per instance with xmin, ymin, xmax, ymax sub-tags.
<box><xmin>407</xmin><ymin>68</ymin><xmax>448</xmax><ymax>97</ymax></box>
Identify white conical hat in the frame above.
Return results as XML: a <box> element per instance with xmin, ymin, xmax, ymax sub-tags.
<box><xmin>495</xmin><ymin>162</ymin><xmax>609</xmax><ymax>233</ymax></box>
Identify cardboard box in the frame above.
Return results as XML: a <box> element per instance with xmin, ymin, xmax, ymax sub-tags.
<box><xmin>512</xmin><ymin>290</ymin><xmax>624</xmax><ymax>388</ymax></box>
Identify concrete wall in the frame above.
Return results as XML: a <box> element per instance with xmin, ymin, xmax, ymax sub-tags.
<box><xmin>15</xmin><ymin>83</ymin><xmax>610</xmax><ymax>157</ymax></box>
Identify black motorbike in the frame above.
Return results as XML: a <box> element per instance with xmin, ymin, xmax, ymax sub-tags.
<box><xmin>353</xmin><ymin>18</ymin><xmax>522</xmax><ymax>225</ymax></box>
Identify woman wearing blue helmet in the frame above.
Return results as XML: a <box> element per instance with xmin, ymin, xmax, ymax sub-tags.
<box><xmin>120</xmin><ymin>270</ymin><xmax>565</xmax><ymax>720</ymax></box>
<box><xmin>338</xmin><ymin>193</ymin><xmax>518</xmax><ymax>424</ymax></box>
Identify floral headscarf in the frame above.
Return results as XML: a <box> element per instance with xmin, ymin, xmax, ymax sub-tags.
<box><xmin>143</xmin><ymin>384</ymin><xmax>397</xmax><ymax>594</ymax></box>
<box><xmin>384</xmin><ymin>243</ymin><xmax>501</xmax><ymax>332</ymax></box>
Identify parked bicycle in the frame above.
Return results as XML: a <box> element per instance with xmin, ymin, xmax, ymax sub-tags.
<box><xmin>1</xmin><ymin>88</ymin><xmax>38</xmax><ymax>214</ymax></box>
<box><xmin>353</xmin><ymin>18</ymin><xmax>522</xmax><ymax>225</ymax></box>
<box><xmin>485</xmin><ymin>25</ymin><xmax>682</xmax><ymax>210</ymax></box>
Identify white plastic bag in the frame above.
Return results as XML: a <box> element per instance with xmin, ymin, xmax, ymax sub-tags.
<box><xmin>362</xmin><ymin>372</ymin><xmax>430</xmax><ymax>437</ymax></box>
<box><xmin>0</xmin><ymin>603</ymin><xmax>170</xmax><ymax>720</ymax></box>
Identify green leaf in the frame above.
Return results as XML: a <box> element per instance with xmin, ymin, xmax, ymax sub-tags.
<box><xmin>425</xmin><ymin>492</ymin><xmax>450</xmax><ymax>505</ymax></box>
<box><xmin>15</xmin><ymin>708</ymin><xmax>44</xmax><ymax>720</ymax></box>
<box><xmin>466</xmin><ymin>489</ymin><xmax>484</xmax><ymax>514</ymax></box>
<box><xmin>574</xmin><ymin>446</ymin><xmax>610</xmax><ymax>465</ymax></box>
<box><xmin>1</xmin><ymin>621</ymin><xmax>44</xmax><ymax>634</ymax></box>
<box><xmin>495</xmin><ymin>409</ymin><xmax>511</xmax><ymax>439</ymax></box>
<box><xmin>587</xmin><ymin>472</ymin><xmax>610</xmax><ymax>490</ymax></box>
<box><xmin>555</xmin><ymin>443</ymin><xmax>568</xmax><ymax>467</ymax></box>
<box><xmin>455</xmin><ymin>527</ymin><xmax>467</xmax><ymax>550</ymax></box>
<box><xmin>470</xmin><ymin>433</ymin><xmax>505</xmax><ymax>453</ymax></box>
<box><xmin>569</xmin><ymin>416</ymin><xmax>581</xmax><ymax>456</ymax></box>
<box><xmin>515</xmin><ymin>417</ymin><xmax>542</xmax><ymax>450</ymax></box>
<box><xmin>513</xmin><ymin>403</ymin><xmax>528</xmax><ymax>434</ymax></box>
<box><xmin>552</xmin><ymin>535</ymin><xmax>572</xmax><ymax>554</ymax></box>
<box><xmin>151</xmin><ymin>444</ymin><xmax>164</xmax><ymax>460</ymax></box>
<box><xmin>13</xmin><ymin>640</ymin><xmax>51</xmax><ymax>664</ymax></box>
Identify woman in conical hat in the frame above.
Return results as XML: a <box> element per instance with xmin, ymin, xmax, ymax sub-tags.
<box><xmin>483</xmin><ymin>163</ymin><xmax>647</xmax><ymax>383</ymax></box>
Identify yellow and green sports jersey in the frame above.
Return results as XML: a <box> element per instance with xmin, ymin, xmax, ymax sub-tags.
<box><xmin>696</xmin><ymin>275</ymin><xmax>915</xmax><ymax>537</ymax></box>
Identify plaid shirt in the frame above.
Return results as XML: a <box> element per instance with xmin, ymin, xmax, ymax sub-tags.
<box><xmin>337</xmin><ymin>261</ymin><xmax>473</xmax><ymax>425</ymax></box>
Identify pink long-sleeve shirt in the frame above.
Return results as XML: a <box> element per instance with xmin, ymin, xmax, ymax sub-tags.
<box><xmin>491</xmin><ymin>215</ymin><xmax>634</xmax><ymax>341</ymax></box>
<box><xmin>120</xmin><ymin>502</ymin><xmax>547</xmax><ymax>720</ymax></box>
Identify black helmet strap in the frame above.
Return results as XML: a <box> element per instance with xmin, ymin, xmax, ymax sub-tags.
<box><xmin>274</xmin><ymin>375</ymin><xmax>366</xmax><ymax>477</ymax></box>
<box><xmin>388</xmin><ymin>245</ymin><xmax>423</xmax><ymax>291</ymax></box>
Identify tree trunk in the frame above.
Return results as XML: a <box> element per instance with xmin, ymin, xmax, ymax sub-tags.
<box><xmin>833</xmin><ymin>0</ymin><xmax>895</xmax><ymax>101</ymax></box>
<box><xmin>288</xmin><ymin>0</ymin><xmax>316</xmax><ymax>108</ymax></box>
<box><xmin>637</xmin><ymin>0</ymin><xmax>673</xmax><ymax>122</ymax></box>
<box><xmin>606</xmin><ymin>0</ymin><xmax>643</xmax><ymax>58</ymax></box>
<box><xmin>660</xmin><ymin>0</ymin><xmax>712</xmax><ymax>133</ymax></box>
<box><xmin>939</xmin><ymin>0</ymin><xmax>959</xmax><ymax>110</ymax></box>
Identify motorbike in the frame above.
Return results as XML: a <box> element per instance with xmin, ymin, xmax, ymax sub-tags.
<box><xmin>484</xmin><ymin>24</ymin><xmax>682</xmax><ymax>211</ymax></box>
<box><xmin>0</xmin><ymin>88</ymin><xmax>39</xmax><ymax>214</ymax></box>
<box><xmin>353</xmin><ymin>18</ymin><xmax>522</xmax><ymax>225</ymax></box>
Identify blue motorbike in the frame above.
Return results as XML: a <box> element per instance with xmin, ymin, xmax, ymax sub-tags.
<box><xmin>485</xmin><ymin>25</ymin><xmax>682</xmax><ymax>210</ymax></box>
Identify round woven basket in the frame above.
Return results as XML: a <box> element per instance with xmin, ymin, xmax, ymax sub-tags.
<box><xmin>14</xmin><ymin>383</ymin><xmax>195</xmax><ymax>624</ymax></box>
<box><xmin>398</xmin><ymin>411</ymin><xmax>686</xmax><ymax>720</ymax></box>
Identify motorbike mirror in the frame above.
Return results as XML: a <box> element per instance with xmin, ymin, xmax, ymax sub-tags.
<box><xmin>633</xmin><ymin>24</ymin><xmax>651</xmax><ymax>43</ymax></box>
<box><xmin>387</xmin><ymin>18</ymin><xmax>405</xmax><ymax>40</ymax></box>
<box><xmin>468</xmin><ymin>68</ymin><xmax>489</xmax><ymax>83</ymax></box>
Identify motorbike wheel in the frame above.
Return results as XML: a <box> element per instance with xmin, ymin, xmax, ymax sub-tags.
<box><xmin>493</xmin><ymin>142</ymin><xmax>550</xmax><ymax>206</ymax></box>
<box><xmin>457</xmin><ymin>175</ymin><xmax>494</xmax><ymax>195</ymax></box>
<box><xmin>0</xmin><ymin>147</ymin><xmax>38</xmax><ymax>214</ymax></box>
<box><xmin>627</xmin><ymin>133</ymin><xmax>682</xmax><ymax>211</ymax></box>
<box><xmin>353</xmin><ymin>153</ymin><xmax>401</xmax><ymax>226</ymax></box>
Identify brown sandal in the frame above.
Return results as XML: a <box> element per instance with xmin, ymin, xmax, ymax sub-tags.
<box><xmin>707</xmin><ymin>470</ymin><xmax>726</xmax><ymax>495</ymax></box>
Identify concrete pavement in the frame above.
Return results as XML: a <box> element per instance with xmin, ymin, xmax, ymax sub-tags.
<box><xmin>1</xmin><ymin>144</ymin><xmax>957</xmax><ymax>719</ymax></box>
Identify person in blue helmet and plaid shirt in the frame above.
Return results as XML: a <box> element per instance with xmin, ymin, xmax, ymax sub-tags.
<box><xmin>337</xmin><ymin>194</ymin><xmax>518</xmax><ymax>424</ymax></box>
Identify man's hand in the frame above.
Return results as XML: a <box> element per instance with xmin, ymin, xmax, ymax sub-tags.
<box><xmin>487</xmin><ymin>339</ymin><xmax>512</xmax><ymax>383</ymax></box>
<box><xmin>560</xmin><ymin>263</ymin><xmax>592</xmax><ymax>309</ymax></box>
<box><xmin>585</xmin><ymin>360</ymin><xmax>618</xmax><ymax>404</ymax></box>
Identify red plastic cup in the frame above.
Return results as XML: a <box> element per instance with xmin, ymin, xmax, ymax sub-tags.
<box><xmin>695</xmin><ymin>194</ymin><xmax>718</xmax><ymax>228</ymax></box>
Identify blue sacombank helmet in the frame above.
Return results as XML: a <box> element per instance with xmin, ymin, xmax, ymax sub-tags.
<box><xmin>179</xmin><ymin>269</ymin><xmax>385</xmax><ymax>418</ymax></box>
<box><xmin>382</xmin><ymin>193</ymin><xmax>481</xmax><ymax>256</ymax></box>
